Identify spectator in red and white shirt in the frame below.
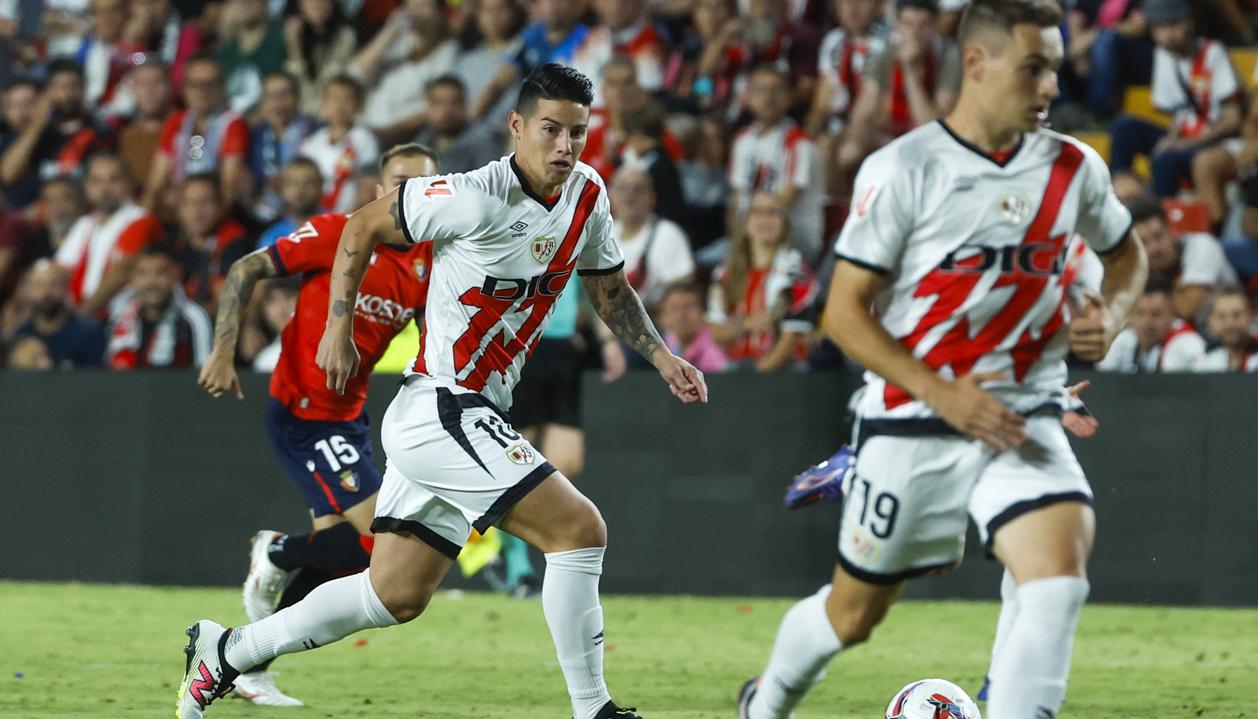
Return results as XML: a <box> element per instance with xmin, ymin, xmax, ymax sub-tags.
<box><xmin>54</xmin><ymin>153</ymin><xmax>165</xmax><ymax>317</ymax></box>
<box><xmin>77</xmin><ymin>0</ymin><xmax>143</xmax><ymax>110</ymax></box>
<box><xmin>568</xmin><ymin>0</ymin><xmax>671</xmax><ymax>108</ymax></box>
<box><xmin>299</xmin><ymin>75</ymin><xmax>379</xmax><ymax>214</ymax></box>
<box><xmin>724</xmin><ymin>0</ymin><xmax>822</xmax><ymax>117</ymax></box>
<box><xmin>583</xmin><ymin>55</ymin><xmax>685</xmax><ymax>182</ymax></box>
<box><xmin>729</xmin><ymin>65</ymin><xmax>824</xmax><ymax>261</ymax></box>
<box><xmin>105</xmin><ymin>243</ymin><xmax>212</xmax><ymax>369</ymax></box>
<box><xmin>837</xmin><ymin>0</ymin><xmax>960</xmax><ymax>175</ymax></box>
<box><xmin>1194</xmin><ymin>288</ymin><xmax>1258</xmax><ymax>372</ymax></box>
<box><xmin>1130</xmin><ymin>192</ymin><xmax>1238</xmax><ymax>324</ymax></box>
<box><xmin>709</xmin><ymin>191</ymin><xmax>818</xmax><ymax>372</ymax></box>
<box><xmin>1098</xmin><ymin>284</ymin><xmax>1206</xmax><ymax>372</ymax></box>
<box><xmin>1109</xmin><ymin>0</ymin><xmax>1243</xmax><ymax>198</ymax></box>
<box><xmin>144</xmin><ymin>54</ymin><xmax>251</xmax><ymax>217</ymax></box>
<box><xmin>609</xmin><ymin>165</ymin><xmax>696</xmax><ymax>309</ymax></box>
<box><xmin>167</xmin><ymin>173</ymin><xmax>250</xmax><ymax>313</ymax></box>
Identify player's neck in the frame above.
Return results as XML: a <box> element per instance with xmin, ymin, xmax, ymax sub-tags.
<box><xmin>513</xmin><ymin>156</ymin><xmax>563</xmax><ymax>199</ymax></box>
<box><xmin>943</xmin><ymin>107</ymin><xmax>1022</xmax><ymax>156</ymax></box>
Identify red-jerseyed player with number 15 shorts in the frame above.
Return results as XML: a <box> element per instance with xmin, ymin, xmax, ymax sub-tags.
<box><xmin>179</xmin><ymin>63</ymin><xmax>708</xmax><ymax>719</ymax></box>
<box><xmin>738</xmin><ymin>2</ymin><xmax>1148</xmax><ymax>719</ymax></box>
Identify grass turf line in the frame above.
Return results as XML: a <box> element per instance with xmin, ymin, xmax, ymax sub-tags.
<box><xmin>0</xmin><ymin>581</ymin><xmax>1255</xmax><ymax>718</ymax></box>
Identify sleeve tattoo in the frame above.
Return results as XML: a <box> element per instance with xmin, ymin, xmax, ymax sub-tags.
<box><xmin>214</xmin><ymin>251</ymin><xmax>278</xmax><ymax>349</ymax></box>
<box><xmin>581</xmin><ymin>271</ymin><xmax>666</xmax><ymax>363</ymax></box>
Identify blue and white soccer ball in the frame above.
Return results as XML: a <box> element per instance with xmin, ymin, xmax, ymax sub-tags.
<box><xmin>885</xmin><ymin>679</ymin><xmax>982</xmax><ymax>719</ymax></box>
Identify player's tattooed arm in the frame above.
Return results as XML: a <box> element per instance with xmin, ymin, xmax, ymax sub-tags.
<box><xmin>211</xmin><ymin>250</ymin><xmax>279</xmax><ymax>354</ymax></box>
<box><xmin>581</xmin><ymin>270</ymin><xmax>667</xmax><ymax>364</ymax></box>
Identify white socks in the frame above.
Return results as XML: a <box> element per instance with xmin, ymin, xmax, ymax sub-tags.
<box><xmin>749</xmin><ymin>585</ymin><xmax>844</xmax><ymax>719</ymax></box>
<box><xmin>224</xmin><ymin>569</ymin><xmax>398</xmax><ymax>671</ymax></box>
<box><xmin>986</xmin><ymin>569</ymin><xmax>1020</xmax><ymax>680</ymax></box>
<box><xmin>987</xmin><ymin>576</ymin><xmax>1089</xmax><ymax>719</ymax></box>
<box><xmin>543</xmin><ymin>547</ymin><xmax>611</xmax><ymax>719</ymax></box>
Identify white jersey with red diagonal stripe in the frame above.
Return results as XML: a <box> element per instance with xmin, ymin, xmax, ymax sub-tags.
<box><xmin>395</xmin><ymin>155</ymin><xmax>623</xmax><ymax>410</ymax></box>
<box><xmin>834</xmin><ymin>122</ymin><xmax>1132</xmax><ymax>420</ymax></box>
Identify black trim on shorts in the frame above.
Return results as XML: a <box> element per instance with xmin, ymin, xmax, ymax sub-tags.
<box><xmin>371</xmin><ymin>517</ymin><xmax>461</xmax><ymax>560</ymax></box>
<box><xmin>576</xmin><ymin>261</ymin><xmax>625</xmax><ymax>277</ymax></box>
<box><xmin>435</xmin><ymin>386</ymin><xmax>491</xmax><ymax>475</ymax></box>
<box><xmin>836</xmin><ymin>551</ymin><xmax>958</xmax><ymax>586</ymax></box>
<box><xmin>1094</xmin><ymin>218</ymin><xmax>1135</xmax><ymax>257</ymax></box>
<box><xmin>834</xmin><ymin>252</ymin><xmax>890</xmax><ymax>276</ymax></box>
<box><xmin>396</xmin><ymin>179</ymin><xmax>417</xmax><ymax>244</ymax></box>
<box><xmin>983</xmin><ymin>491</ymin><xmax>1093</xmax><ymax>558</ymax></box>
<box><xmin>472</xmin><ymin>461</ymin><xmax>558</xmax><ymax>533</ymax></box>
<box><xmin>854</xmin><ymin>407</ymin><xmax>1065</xmax><ymax>453</ymax></box>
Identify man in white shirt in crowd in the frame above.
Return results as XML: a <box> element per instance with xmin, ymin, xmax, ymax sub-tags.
<box><xmin>610</xmin><ymin>165</ymin><xmax>695</xmax><ymax>309</ymax></box>
<box><xmin>1098</xmin><ymin>283</ymin><xmax>1206</xmax><ymax>372</ymax></box>
<box><xmin>1130</xmin><ymin>191</ymin><xmax>1237</xmax><ymax>324</ymax></box>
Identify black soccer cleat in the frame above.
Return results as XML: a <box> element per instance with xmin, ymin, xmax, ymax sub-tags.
<box><xmin>586</xmin><ymin>700</ymin><xmax>643</xmax><ymax>719</ymax></box>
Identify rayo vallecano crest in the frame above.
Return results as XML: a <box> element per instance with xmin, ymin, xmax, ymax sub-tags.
<box><xmin>531</xmin><ymin>236</ymin><xmax>558</xmax><ymax>263</ymax></box>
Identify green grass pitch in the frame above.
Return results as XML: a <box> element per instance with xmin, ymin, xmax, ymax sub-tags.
<box><xmin>0</xmin><ymin>581</ymin><xmax>1255</xmax><ymax>718</ymax></box>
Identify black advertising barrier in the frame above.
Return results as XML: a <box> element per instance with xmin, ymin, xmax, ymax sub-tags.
<box><xmin>0</xmin><ymin>370</ymin><xmax>1255</xmax><ymax>605</ymax></box>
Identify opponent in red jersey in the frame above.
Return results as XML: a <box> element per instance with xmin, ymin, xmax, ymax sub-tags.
<box><xmin>195</xmin><ymin>144</ymin><xmax>438</xmax><ymax>706</ymax></box>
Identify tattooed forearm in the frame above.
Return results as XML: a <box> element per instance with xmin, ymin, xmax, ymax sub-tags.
<box><xmin>332</xmin><ymin>299</ymin><xmax>349</xmax><ymax>317</ymax></box>
<box><xmin>342</xmin><ymin>247</ymin><xmax>359</xmax><ymax>258</ymax></box>
<box><xmin>581</xmin><ymin>271</ymin><xmax>667</xmax><ymax>363</ymax></box>
<box><xmin>212</xmin><ymin>251</ymin><xmax>278</xmax><ymax>352</ymax></box>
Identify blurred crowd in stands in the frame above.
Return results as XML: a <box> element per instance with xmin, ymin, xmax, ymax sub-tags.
<box><xmin>3</xmin><ymin>0</ymin><xmax>1258</xmax><ymax>375</ymax></box>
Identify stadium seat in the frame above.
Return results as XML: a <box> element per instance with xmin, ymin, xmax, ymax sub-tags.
<box><xmin>1074</xmin><ymin>131</ymin><xmax>1111</xmax><ymax>164</ymax></box>
<box><xmin>1230</xmin><ymin>48</ymin><xmax>1258</xmax><ymax>91</ymax></box>
<box><xmin>1162</xmin><ymin>198</ymin><xmax>1212</xmax><ymax>234</ymax></box>
<box><xmin>1121</xmin><ymin>86</ymin><xmax>1169</xmax><ymax>128</ymax></box>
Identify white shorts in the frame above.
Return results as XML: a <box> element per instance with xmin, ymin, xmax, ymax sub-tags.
<box><xmin>837</xmin><ymin>413</ymin><xmax>1092</xmax><ymax>584</ymax></box>
<box><xmin>371</xmin><ymin>379</ymin><xmax>556</xmax><ymax>559</ymax></box>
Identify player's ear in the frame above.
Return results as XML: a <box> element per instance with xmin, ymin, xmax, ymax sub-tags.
<box><xmin>508</xmin><ymin>110</ymin><xmax>523</xmax><ymax>139</ymax></box>
<box><xmin>962</xmin><ymin>39</ymin><xmax>990</xmax><ymax>82</ymax></box>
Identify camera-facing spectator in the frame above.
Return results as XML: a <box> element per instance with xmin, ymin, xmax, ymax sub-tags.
<box><xmin>1097</xmin><ymin>284</ymin><xmax>1206</xmax><ymax>373</ymax></box>
<box><xmin>610</xmin><ymin>165</ymin><xmax>696</xmax><ymax>309</ymax></box>
<box><xmin>712</xmin><ymin>0</ymin><xmax>822</xmax><ymax>117</ymax></box>
<box><xmin>837</xmin><ymin>0</ymin><xmax>960</xmax><ymax>175</ymax></box>
<box><xmin>568</xmin><ymin>0</ymin><xmax>671</xmax><ymax>107</ymax></box>
<box><xmin>472</xmin><ymin>0</ymin><xmax>589</xmax><ymax>119</ymax></box>
<box><xmin>125</xmin><ymin>0</ymin><xmax>208</xmax><ymax>88</ymax></box>
<box><xmin>54</xmin><ymin>153</ymin><xmax>165</xmax><ymax>317</ymax></box>
<box><xmin>659</xmin><ymin>282</ymin><xmax>730</xmax><ymax>374</ymax></box>
<box><xmin>1131</xmin><ymin>192</ymin><xmax>1237</xmax><ymax>324</ymax></box>
<box><xmin>1194</xmin><ymin>288</ymin><xmax>1258</xmax><ymax>372</ymax></box>
<box><xmin>662</xmin><ymin>0</ymin><xmax>736</xmax><ymax>112</ymax></box>
<box><xmin>79</xmin><ymin>0</ymin><xmax>142</xmax><ymax>109</ymax></box>
<box><xmin>249</xmin><ymin>71</ymin><xmax>316</xmax><ymax>222</ymax></box>
<box><xmin>105</xmin><ymin>242</ymin><xmax>212</xmax><ymax>369</ymax></box>
<box><xmin>351</xmin><ymin>0</ymin><xmax>458</xmax><ymax>143</ymax></box>
<box><xmin>1</xmin><ymin>61</ymin><xmax>111</xmax><ymax>211</ymax></box>
<box><xmin>117</xmin><ymin>60</ymin><xmax>175</xmax><ymax>191</ymax></box>
<box><xmin>729</xmin><ymin>65</ymin><xmax>824</xmax><ymax>261</ymax></box>
<box><xmin>1109</xmin><ymin>0</ymin><xmax>1242</xmax><ymax>198</ymax></box>
<box><xmin>584</xmin><ymin>55</ymin><xmax>683</xmax><ymax>180</ymax></box>
<box><xmin>678</xmin><ymin>114</ymin><xmax>732</xmax><ymax>251</ymax></box>
<box><xmin>256</xmin><ymin>158</ymin><xmax>323</xmax><ymax>249</ymax></box>
<box><xmin>39</xmin><ymin>175</ymin><xmax>88</xmax><ymax>254</ymax></box>
<box><xmin>454</xmin><ymin>0</ymin><xmax>526</xmax><ymax>124</ymax></box>
<box><xmin>709</xmin><ymin>190</ymin><xmax>817</xmax><ymax>373</ymax></box>
<box><xmin>9</xmin><ymin>259</ymin><xmax>106</xmax><ymax>368</ymax></box>
<box><xmin>216</xmin><ymin>0</ymin><xmax>288</xmax><ymax>114</ymax></box>
<box><xmin>168</xmin><ymin>173</ymin><xmax>250</xmax><ymax>312</ymax></box>
<box><xmin>145</xmin><ymin>54</ymin><xmax>250</xmax><ymax>216</ymax></box>
<box><xmin>283</xmin><ymin>0</ymin><xmax>358</xmax><ymax>116</ymax></box>
<box><xmin>299</xmin><ymin>75</ymin><xmax>379</xmax><ymax>213</ymax></box>
<box><xmin>414</xmin><ymin>75</ymin><xmax>506</xmax><ymax>174</ymax></box>
<box><xmin>249</xmin><ymin>278</ymin><xmax>299</xmax><ymax>371</ymax></box>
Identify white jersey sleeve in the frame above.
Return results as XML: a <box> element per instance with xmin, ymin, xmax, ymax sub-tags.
<box><xmin>833</xmin><ymin>150</ymin><xmax>914</xmax><ymax>274</ymax></box>
<box><xmin>1073</xmin><ymin>142</ymin><xmax>1131</xmax><ymax>255</ymax></box>
<box><xmin>575</xmin><ymin>176</ymin><xmax>625</xmax><ymax>274</ymax></box>
<box><xmin>395</xmin><ymin>172</ymin><xmax>495</xmax><ymax>244</ymax></box>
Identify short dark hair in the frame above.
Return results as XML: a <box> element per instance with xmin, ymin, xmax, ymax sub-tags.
<box><xmin>264</xmin><ymin>70</ymin><xmax>301</xmax><ymax>94</ymax></box>
<box><xmin>47</xmin><ymin>58</ymin><xmax>86</xmax><ymax>81</ymax></box>
<box><xmin>660</xmin><ymin>281</ymin><xmax>705</xmax><ymax>307</ymax></box>
<box><xmin>959</xmin><ymin>0</ymin><xmax>1062</xmax><ymax>43</ymax></box>
<box><xmin>284</xmin><ymin>156</ymin><xmax>323</xmax><ymax>179</ymax></box>
<box><xmin>85</xmin><ymin>151</ymin><xmax>134</xmax><ymax>185</ymax></box>
<box><xmin>138</xmin><ymin>241</ymin><xmax>178</xmax><ymax>261</ymax></box>
<box><xmin>425</xmin><ymin>73</ymin><xmax>466</xmax><ymax>97</ymax></box>
<box><xmin>897</xmin><ymin>0</ymin><xmax>939</xmax><ymax>15</ymax></box>
<box><xmin>515</xmin><ymin>63</ymin><xmax>594</xmax><ymax>117</ymax></box>
<box><xmin>379</xmin><ymin>143</ymin><xmax>439</xmax><ymax>173</ymax></box>
<box><xmin>1209</xmin><ymin>287</ymin><xmax>1251</xmax><ymax>313</ymax></box>
<box><xmin>182</xmin><ymin>172</ymin><xmax>221</xmax><ymax>200</ymax></box>
<box><xmin>1127</xmin><ymin>192</ymin><xmax>1165</xmax><ymax>225</ymax></box>
<box><xmin>184</xmin><ymin>52</ymin><xmax>221</xmax><ymax>76</ymax></box>
<box><xmin>326</xmin><ymin>74</ymin><xmax>365</xmax><ymax>106</ymax></box>
<box><xmin>1144</xmin><ymin>275</ymin><xmax>1175</xmax><ymax>296</ymax></box>
<box><xmin>5</xmin><ymin>76</ymin><xmax>41</xmax><ymax>94</ymax></box>
<box><xmin>622</xmin><ymin>98</ymin><xmax>666</xmax><ymax>139</ymax></box>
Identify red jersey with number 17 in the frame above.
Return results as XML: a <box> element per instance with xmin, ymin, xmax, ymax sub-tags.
<box><xmin>266</xmin><ymin>213</ymin><xmax>432</xmax><ymax>421</ymax></box>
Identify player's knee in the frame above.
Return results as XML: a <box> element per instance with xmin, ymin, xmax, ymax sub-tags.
<box><xmin>824</xmin><ymin>594</ymin><xmax>888</xmax><ymax>646</ymax></box>
<box><xmin>376</xmin><ymin>585</ymin><xmax>433</xmax><ymax>623</ymax></box>
<box><xmin>569</xmin><ymin>507</ymin><xmax>607</xmax><ymax>549</ymax></box>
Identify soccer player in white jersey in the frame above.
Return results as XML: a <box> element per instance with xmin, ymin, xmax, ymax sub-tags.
<box><xmin>737</xmin><ymin>2</ymin><xmax>1149</xmax><ymax>719</ymax></box>
<box><xmin>177</xmin><ymin>63</ymin><xmax>708</xmax><ymax>719</ymax></box>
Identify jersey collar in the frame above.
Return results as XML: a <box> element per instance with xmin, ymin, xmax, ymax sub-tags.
<box><xmin>937</xmin><ymin>120</ymin><xmax>1025</xmax><ymax>169</ymax></box>
<box><xmin>510</xmin><ymin>155</ymin><xmax>562</xmax><ymax>212</ymax></box>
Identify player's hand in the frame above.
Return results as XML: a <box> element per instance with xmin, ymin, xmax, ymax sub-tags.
<box><xmin>926</xmin><ymin>371</ymin><xmax>1027</xmax><ymax>451</ymax></box>
<box><xmin>600</xmin><ymin>340</ymin><xmax>627</xmax><ymax>383</ymax></box>
<box><xmin>1061</xmin><ymin>380</ymin><xmax>1099</xmax><ymax>438</ymax></box>
<box><xmin>317</xmin><ymin>331</ymin><xmax>360</xmax><ymax>395</ymax></box>
<box><xmin>198</xmin><ymin>349</ymin><xmax>243</xmax><ymax>399</ymax></box>
<box><xmin>653</xmin><ymin>349</ymin><xmax>708</xmax><ymax>404</ymax></box>
<box><xmin>1069</xmin><ymin>294</ymin><xmax>1116</xmax><ymax>361</ymax></box>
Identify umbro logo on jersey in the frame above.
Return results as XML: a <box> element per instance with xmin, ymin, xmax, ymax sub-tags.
<box><xmin>510</xmin><ymin>220</ymin><xmax>529</xmax><ymax>238</ymax></box>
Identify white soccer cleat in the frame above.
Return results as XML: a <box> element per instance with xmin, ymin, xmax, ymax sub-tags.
<box><xmin>231</xmin><ymin>670</ymin><xmax>304</xmax><ymax>706</ymax></box>
<box><xmin>243</xmin><ymin>530</ymin><xmax>289</xmax><ymax>622</ymax></box>
<box><xmin>176</xmin><ymin>620</ymin><xmax>239</xmax><ymax>718</ymax></box>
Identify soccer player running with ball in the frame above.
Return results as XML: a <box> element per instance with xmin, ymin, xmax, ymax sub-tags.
<box><xmin>179</xmin><ymin>63</ymin><xmax>707</xmax><ymax>719</ymax></box>
<box><xmin>738</xmin><ymin>2</ymin><xmax>1147</xmax><ymax>719</ymax></box>
<box><xmin>195</xmin><ymin>143</ymin><xmax>439</xmax><ymax>705</ymax></box>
